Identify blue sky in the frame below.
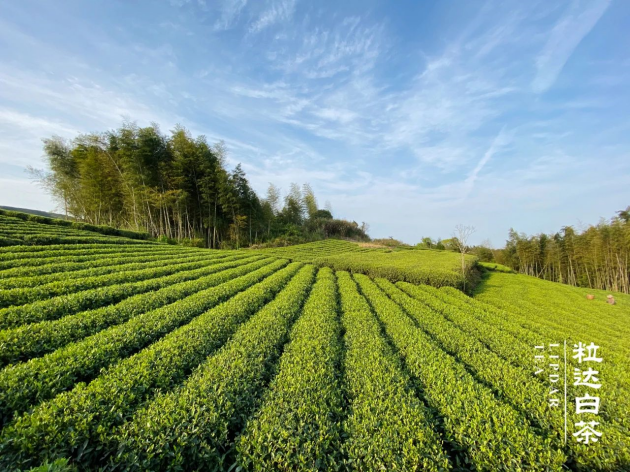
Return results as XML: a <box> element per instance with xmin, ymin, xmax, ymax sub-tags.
<box><xmin>0</xmin><ymin>0</ymin><xmax>628</xmax><ymax>245</ymax></box>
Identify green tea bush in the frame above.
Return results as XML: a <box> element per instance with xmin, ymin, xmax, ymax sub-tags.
<box><xmin>237</xmin><ymin>267</ymin><xmax>344</xmax><ymax>471</ymax></box>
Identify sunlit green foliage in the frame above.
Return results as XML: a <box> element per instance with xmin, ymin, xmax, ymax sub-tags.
<box><xmin>0</xmin><ymin>229</ymin><xmax>627</xmax><ymax>471</ymax></box>
<box><xmin>237</xmin><ymin>268</ymin><xmax>345</xmax><ymax>471</ymax></box>
<box><xmin>315</xmin><ymin>245</ymin><xmax>477</xmax><ymax>289</ymax></box>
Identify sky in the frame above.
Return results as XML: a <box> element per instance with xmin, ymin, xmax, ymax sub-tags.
<box><xmin>0</xmin><ymin>0</ymin><xmax>629</xmax><ymax>246</ymax></box>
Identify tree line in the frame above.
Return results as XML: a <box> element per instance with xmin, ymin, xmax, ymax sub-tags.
<box><xmin>491</xmin><ymin>207</ymin><xmax>630</xmax><ymax>293</ymax></box>
<box><xmin>33</xmin><ymin>121</ymin><xmax>369</xmax><ymax>248</ymax></box>
<box><xmin>467</xmin><ymin>208</ymin><xmax>630</xmax><ymax>294</ymax></box>
<box><xmin>416</xmin><ymin>209</ymin><xmax>630</xmax><ymax>294</ymax></box>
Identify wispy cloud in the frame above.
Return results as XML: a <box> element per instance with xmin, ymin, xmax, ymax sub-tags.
<box><xmin>214</xmin><ymin>0</ymin><xmax>248</xmax><ymax>31</ymax></box>
<box><xmin>249</xmin><ymin>0</ymin><xmax>296</xmax><ymax>33</ymax></box>
<box><xmin>463</xmin><ymin>126</ymin><xmax>511</xmax><ymax>196</ymax></box>
<box><xmin>0</xmin><ymin>109</ymin><xmax>79</xmax><ymax>167</ymax></box>
<box><xmin>273</xmin><ymin>16</ymin><xmax>383</xmax><ymax>78</ymax></box>
<box><xmin>532</xmin><ymin>0</ymin><xmax>610</xmax><ymax>93</ymax></box>
<box><xmin>0</xmin><ymin>0</ymin><xmax>628</xmax><ymax>243</ymax></box>
<box><xmin>0</xmin><ymin>109</ymin><xmax>77</xmax><ymax>138</ymax></box>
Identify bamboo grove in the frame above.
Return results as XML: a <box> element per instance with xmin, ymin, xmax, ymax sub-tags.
<box><xmin>493</xmin><ymin>207</ymin><xmax>630</xmax><ymax>293</ymax></box>
<box><xmin>33</xmin><ymin>122</ymin><xmax>368</xmax><ymax>248</ymax></box>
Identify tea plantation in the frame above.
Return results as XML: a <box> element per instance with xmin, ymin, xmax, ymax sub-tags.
<box><xmin>0</xmin><ymin>213</ymin><xmax>627</xmax><ymax>471</ymax></box>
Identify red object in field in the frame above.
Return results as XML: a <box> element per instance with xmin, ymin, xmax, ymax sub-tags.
<box><xmin>586</xmin><ymin>294</ymin><xmax>595</xmax><ymax>300</ymax></box>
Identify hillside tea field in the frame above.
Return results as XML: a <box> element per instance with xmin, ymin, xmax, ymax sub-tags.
<box><xmin>0</xmin><ymin>214</ymin><xmax>628</xmax><ymax>471</ymax></box>
<box><xmin>0</xmin><ymin>209</ymin><xmax>151</xmax><ymax>246</ymax></box>
<box><xmin>258</xmin><ymin>239</ymin><xmax>476</xmax><ymax>289</ymax></box>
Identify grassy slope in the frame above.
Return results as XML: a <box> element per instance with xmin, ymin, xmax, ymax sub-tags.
<box><xmin>473</xmin><ymin>269</ymin><xmax>630</xmax><ymax>369</ymax></box>
<box><xmin>475</xmin><ymin>270</ymin><xmax>630</xmax><ymax>309</ymax></box>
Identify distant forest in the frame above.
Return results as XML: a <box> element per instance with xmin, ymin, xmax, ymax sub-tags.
<box><xmin>487</xmin><ymin>208</ymin><xmax>630</xmax><ymax>294</ymax></box>
<box><xmin>408</xmin><ymin>208</ymin><xmax>630</xmax><ymax>294</ymax></box>
<box><xmin>33</xmin><ymin>122</ymin><xmax>369</xmax><ymax>248</ymax></box>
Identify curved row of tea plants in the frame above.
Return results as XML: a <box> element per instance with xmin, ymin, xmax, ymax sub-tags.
<box><xmin>0</xmin><ymin>252</ymin><xmax>246</xmax><ymax>307</ymax></box>
<box><xmin>236</xmin><ymin>267</ymin><xmax>345</xmax><ymax>471</ymax></box>
<box><xmin>0</xmin><ymin>245</ymin><xmax>191</xmax><ymax>272</ymax></box>
<box><xmin>0</xmin><ymin>242</ymin><xmax>183</xmax><ymax>258</ymax></box>
<box><xmin>0</xmin><ymin>261</ymin><xmax>304</xmax><ymax>469</ymax></box>
<box><xmin>0</xmin><ymin>258</ymin><xmax>285</xmax><ymax>426</ymax></box>
<box><xmin>0</xmin><ymin>210</ymin><xmax>151</xmax><ymax>242</ymax></box>
<box><xmin>353</xmin><ymin>273</ymin><xmax>566</xmax><ymax>471</ymax></box>
<box><xmin>109</xmin><ymin>264</ymin><xmax>316</xmax><ymax>470</ymax></box>
<box><xmin>0</xmin><ymin>250</ymin><xmax>218</xmax><ymax>289</ymax></box>
<box><xmin>0</xmin><ymin>255</ymin><xmax>265</xmax><ymax>366</ymax></box>
<box><xmin>336</xmin><ymin>271</ymin><xmax>450</xmax><ymax>471</ymax></box>
<box><xmin>0</xmin><ymin>254</ymin><xmax>258</xmax><ymax>330</ymax></box>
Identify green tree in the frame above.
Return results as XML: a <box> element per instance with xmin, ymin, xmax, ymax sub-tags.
<box><xmin>302</xmin><ymin>183</ymin><xmax>318</xmax><ymax>219</ymax></box>
<box><xmin>34</xmin><ymin>120</ymin><xmax>371</xmax><ymax>250</ymax></box>
<box><xmin>280</xmin><ymin>183</ymin><xmax>304</xmax><ymax>226</ymax></box>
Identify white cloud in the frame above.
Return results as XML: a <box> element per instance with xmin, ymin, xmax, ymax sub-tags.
<box><xmin>214</xmin><ymin>0</ymin><xmax>248</xmax><ymax>31</ymax></box>
<box><xmin>275</xmin><ymin>18</ymin><xmax>383</xmax><ymax>78</ymax></box>
<box><xmin>311</xmin><ymin>107</ymin><xmax>358</xmax><ymax>124</ymax></box>
<box><xmin>249</xmin><ymin>0</ymin><xmax>296</xmax><ymax>34</ymax></box>
<box><xmin>0</xmin><ymin>67</ymin><xmax>177</xmax><ymax>131</ymax></box>
<box><xmin>532</xmin><ymin>0</ymin><xmax>610</xmax><ymax>93</ymax></box>
<box><xmin>0</xmin><ymin>65</ymin><xmax>185</xmax><ymax>174</ymax></box>
<box><xmin>376</xmin><ymin>48</ymin><xmax>514</xmax><ymax>171</ymax></box>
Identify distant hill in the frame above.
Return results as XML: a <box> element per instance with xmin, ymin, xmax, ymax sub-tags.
<box><xmin>0</xmin><ymin>206</ymin><xmax>68</xmax><ymax>220</ymax></box>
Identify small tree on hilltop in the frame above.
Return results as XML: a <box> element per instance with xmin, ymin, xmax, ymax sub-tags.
<box><xmin>454</xmin><ymin>224</ymin><xmax>476</xmax><ymax>291</ymax></box>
